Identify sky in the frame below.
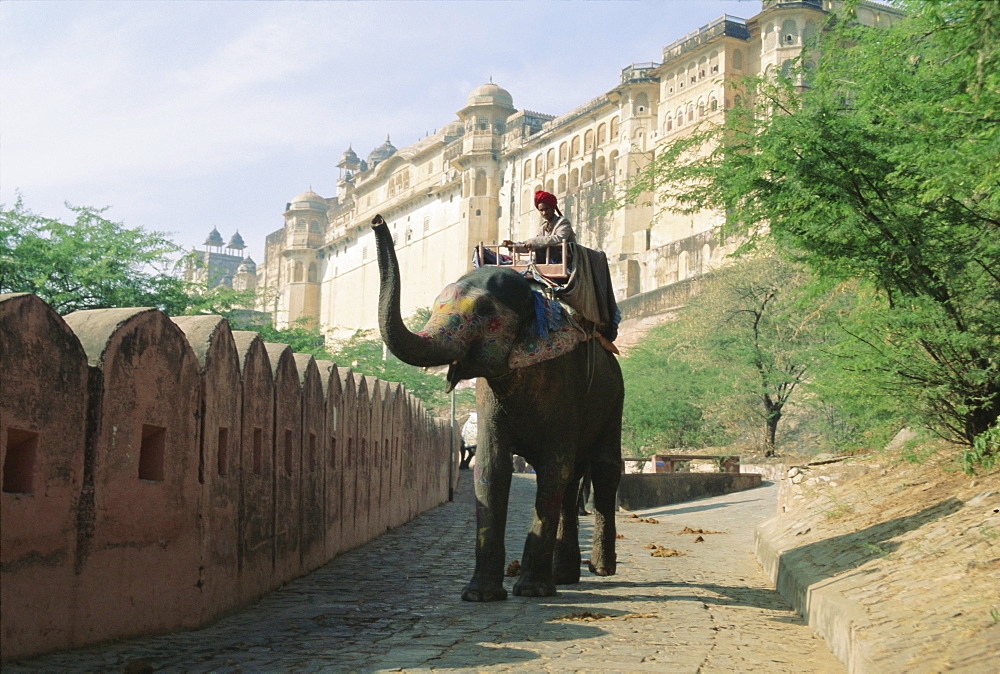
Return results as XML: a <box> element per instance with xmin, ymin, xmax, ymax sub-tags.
<box><xmin>1</xmin><ymin>0</ymin><xmax>760</xmax><ymax>264</ymax></box>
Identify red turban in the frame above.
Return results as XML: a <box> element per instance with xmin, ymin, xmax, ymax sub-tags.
<box><xmin>534</xmin><ymin>190</ymin><xmax>558</xmax><ymax>209</ymax></box>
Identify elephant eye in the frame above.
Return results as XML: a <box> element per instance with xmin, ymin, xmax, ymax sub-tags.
<box><xmin>476</xmin><ymin>299</ymin><xmax>497</xmax><ymax>318</ymax></box>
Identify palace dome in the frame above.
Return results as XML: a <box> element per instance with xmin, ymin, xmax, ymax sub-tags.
<box><xmin>289</xmin><ymin>189</ymin><xmax>328</xmax><ymax>211</ymax></box>
<box><xmin>338</xmin><ymin>146</ymin><xmax>360</xmax><ymax>166</ymax></box>
<box><xmin>203</xmin><ymin>227</ymin><xmax>224</xmax><ymax>247</ymax></box>
<box><xmin>367</xmin><ymin>136</ymin><xmax>397</xmax><ymax>164</ymax></box>
<box><xmin>466</xmin><ymin>81</ymin><xmax>513</xmax><ymax>108</ymax></box>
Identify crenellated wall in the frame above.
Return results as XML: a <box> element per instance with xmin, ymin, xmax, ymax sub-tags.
<box><xmin>0</xmin><ymin>293</ymin><xmax>458</xmax><ymax>662</ymax></box>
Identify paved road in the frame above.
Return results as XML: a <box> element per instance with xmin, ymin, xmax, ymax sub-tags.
<box><xmin>7</xmin><ymin>474</ymin><xmax>844</xmax><ymax>672</ymax></box>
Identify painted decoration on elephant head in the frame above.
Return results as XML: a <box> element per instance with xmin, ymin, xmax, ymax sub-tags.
<box><xmin>416</xmin><ymin>283</ymin><xmax>520</xmax><ymax>371</ymax></box>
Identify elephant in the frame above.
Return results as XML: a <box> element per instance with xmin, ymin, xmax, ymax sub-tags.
<box><xmin>371</xmin><ymin>214</ymin><xmax>623</xmax><ymax>602</ymax></box>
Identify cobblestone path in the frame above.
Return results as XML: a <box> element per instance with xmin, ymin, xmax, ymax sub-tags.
<box><xmin>7</xmin><ymin>474</ymin><xmax>844</xmax><ymax>672</ymax></box>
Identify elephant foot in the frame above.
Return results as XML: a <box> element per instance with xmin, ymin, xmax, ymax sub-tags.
<box><xmin>554</xmin><ymin>567</ymin><xmax>581</xmax><ymax>585</ymax></box>
<box><xmin>462</xmin><ymin>580</ymin><xmax>507</xmax><ymax>602</ymax></box>
<box><xmin>588</xmin><ymin>559</ymin><xmax>617</xmax><ymax>577</ymax></box>
<box><xmin>513</xmin><ymin>578</ymin><xmax>557</xmax><ymax>597</ymax></box>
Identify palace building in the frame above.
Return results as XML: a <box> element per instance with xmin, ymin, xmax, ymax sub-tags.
<box><xmin>198</xmin><ymin>0</ymin><xmax>901</xmax><ymax>339</ymax></box>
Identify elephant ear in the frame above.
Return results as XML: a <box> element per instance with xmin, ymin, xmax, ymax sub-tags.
<box><xmin>508</xmin><ymin>292</ymin><xmax>588</xmax><ymax>369</ymax></box>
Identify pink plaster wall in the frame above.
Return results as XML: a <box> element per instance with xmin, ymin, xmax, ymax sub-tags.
<box><xmin>0</xmin><ymin>297</ymin><xmax>457</xmax><ymax>663</ymax></box>
<box><xmin>0</xmin><ymin>294</ymin><xmax>88</xmax><ymax>657</ymax></box>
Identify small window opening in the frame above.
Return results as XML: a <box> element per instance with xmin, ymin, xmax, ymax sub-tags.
<box><xmin>217</xmin><ymin>427</ymin><xmax>229</xmax><ymax>477</ymax></box>
<box><xmin>139</xmin><ymin>424</ymin><xmax>166</xmax><ymax>482</ymax></box>
<box><xmin>253</xmin><ymin>427</ymin><xmax>263</xmax><ymax>475</ymax></box>
<box><xmin>3</xmin><ymin>428</ymin><xmax>38</xmax><ymax>494</ymax></box>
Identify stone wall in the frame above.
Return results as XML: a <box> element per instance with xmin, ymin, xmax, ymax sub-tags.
<box><xmin>617</xmin><ymin>473</ymin><xmax>762</xmax><ymax>510</ymax></box>
<box><xmin>0</xmin><ymin>293</ymin><xmax>457</xmax><ymax>662</ymax></box>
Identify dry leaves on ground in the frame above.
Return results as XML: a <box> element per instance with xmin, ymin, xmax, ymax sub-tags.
<box><xmin>556</xmin><ymin>611</ymin><xmax>659</xmax><ymax>622</ymax></box>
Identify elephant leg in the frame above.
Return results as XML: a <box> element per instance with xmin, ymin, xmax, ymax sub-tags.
<box><xmin>513</xmin><ymin>458</ymin><xmax>569</xmax><ymax>597</ymax></box>
<box><xmin>462</xmin><ymin>441</ymin><xmax>512</xmax><ymax>602</ymax></box>
<box><xmin>553</xmin><ymin>473</ymin><xmax>582</xmax><ymax>585</ymax></box>
<box><xmin>589</xmin><ymin>453</ymin><xmax>621</xmax><ymax>577</ymax></box>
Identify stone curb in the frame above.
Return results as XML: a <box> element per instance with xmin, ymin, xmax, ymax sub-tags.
<box><xmin>755</xmin><ymin>518</ymin><xmax>871</xmax><ymax>670</ymax></box>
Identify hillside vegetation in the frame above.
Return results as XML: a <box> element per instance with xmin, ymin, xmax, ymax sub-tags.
<box><xmin>616</xmin><ymin>0</ymin><xmax>999</xmax><ymax>473</ymax></box>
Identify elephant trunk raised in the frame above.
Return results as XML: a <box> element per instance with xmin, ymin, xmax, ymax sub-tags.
<box><xmin>372</xmin><ymin>214</ymin><xmax>461</xmax><ymax>368</ymax></box>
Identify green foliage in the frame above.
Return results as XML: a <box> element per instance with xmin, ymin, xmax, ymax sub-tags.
<box><xmin>232</xmin><ymin>317</ymin><xmax>335</xmax><ymax>360</ymax></box>
<box><xmin>0</xmin><ymin>198</ymin><xmax>190</xmax><ymax>314</ymax></box>
<box><xmin>620</xmin><ymin>321</ymin><xmax>731</xmax><ymax>455</ymax></box>
<box><xmin>617</xmin><ymin>0</ymin><xmax>1000</xmax><ymax>448</ymax></box>
<box><xmin>330</xmin><ymin>323</ymin><xmax>475</xmax><ymax>419</ymax></box>
<box><xmin>960</xmin><ymin>424</ymin><xmax>999</xmax><ymax>476</ymax></box>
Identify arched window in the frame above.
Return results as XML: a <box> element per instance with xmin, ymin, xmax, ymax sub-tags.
<box><xmin>559</xmin><ymin>141</ymin><xmax>568</xmax><ymax>164</ymax></box>
<box><xmin>595</xmin><ymin>155</ymin><xmax>606</xmax><ymax>177</ymax></box>
<box><xmin>293</xmin><ymin>262</ymin><xmax>304</xmax><ymax>283</ymax></box>
<box><xmin>524</xmin><ymin>188</ymin><xmax>532</xmax><ymax>210</ymax></box>
<box><xmin>687</xmin><ymin>103</ymin><xmax>695</xmax><ymax>122</ymax></box>
<box><xmin>677</xmin><ymin>250</ymin><xmax>689</xmax><ymax>280</ymax></box>
<box><xmin>545</xmin><ymin>179</ymin><xmax>554</xmax><ymax>193</ymax></box>
<box><xmin>702</xmin><ymin>243</ymin><xmax>712</xmax><ymax>270</ymax></box>
<box><xmin>803</xmin><ymin>21</ymin><xmax>818</xmax><ymax>46</ymax></box>
<box><xmin>308</xmin><ymin>263</ymin><xmax>317</xmax><ymax>282</ymax></box>
<box><xmin>780</xmin><ymin>59</ymin><xmax>794</xmax><ymax>81</ymax></box>
<box><xmin>535</xmin><ymin>155</ymin><xmax>543</xmax><ymax>176</ymax></box>
<box><xmin>676</xmin><ymin>107</ymin><xmax>684</xmax><ymax>126</ymax></box>
<box><xmin>597</xmin><ymin>123</ymin><xmax>607</xmax><ymax>145</ymax></box>
<box><xmin>557</xmin><ymin>174</ymin><xmax>567</xmax><ymax>194</ymax></box>
<box><xmin>608</xmin><ymin>150</ymin><xmax>619</xmax><ymax>178</ymax></box>
<box><xmin>709</xmin><ymin>96</ymin><xmax>718</xmax><ymax>111</ymax></box>
<box><xmin>584</xmin><ymin>129</ymin><xmax>595</xmax><ymax>153</ymax></box>
<box><xmin>610</xmin><ymin>117</ymin><xmax>619</xmax><ymax>139</ymax></box>
<box><xmin>546</xmin><ymin>148</ymin><xmax>555</xmax><ymax>170</ymax></box>
<box><xmin>570</xmin><ymin>168</ymin><xmax>580</xmax><ymax>189</ymax></box>
<box><xmin>665</xmin><ymin>113</ymin><xmax>673</xmax><ymax>131</ymax></box>
<box><xmin>581</xmin><ymin>162</ymin><xmax>592</xmax><ymax>184</ymax></box>
<box><xmin>632</xmin><ymin>93</ymin><xmax>649</xmax><ymax>116</ymax></box>
<box><xmin>782</xmin><ymin>19</ymin><xmax>798</xmax><ymax>44</ymax></box>
<box><xmin>571</xmin><ymin>136</ymin><xmax>581</xmax><ymax>158</ymax></box>
<box><xmin>523</xmin><ymin>160</ymin><xmax>532</xmax><ymax>179</ymax></box>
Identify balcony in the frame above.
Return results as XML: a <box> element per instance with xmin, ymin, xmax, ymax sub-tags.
<box><xmin>621</xmin><ymin>63</ymin><xmax>660</xmax><ymax>85</ymax></box>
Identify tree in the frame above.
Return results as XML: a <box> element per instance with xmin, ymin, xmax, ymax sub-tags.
<box><xmin>619</xmin><ymin>321</ymin><xmax>731</xmax><ymax>455</ymax></box>
<box><xmin>0</xmin><ymin>198</ymin><xmax>190</xmax><ymax>314</ymax></box>
<box><xmin>617</xmin><ymin>0</ymin><xmax>1000</xmax><ymax>452</ymax></box>
<box><xmin>672</xmin><ymin>249</ymin><xmax>830</xmax><ymax>455</ymax></box>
